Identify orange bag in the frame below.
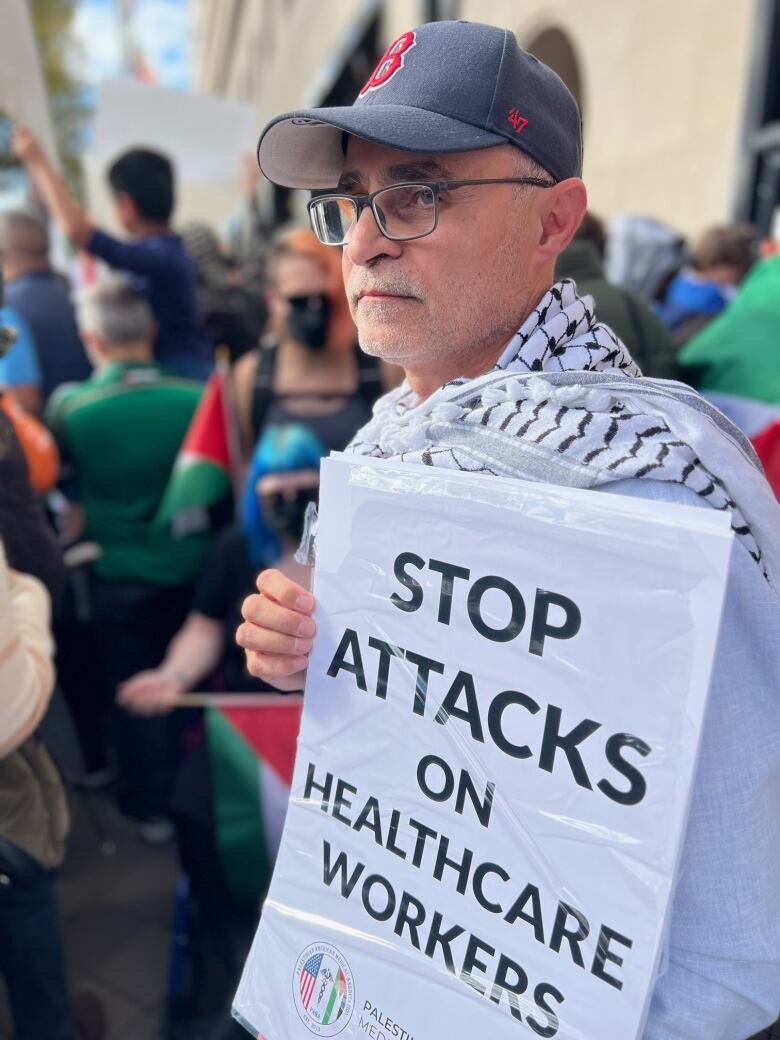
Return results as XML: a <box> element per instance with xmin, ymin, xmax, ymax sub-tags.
<box><xmin>0</xmin><ymin>394</ymin><xmax>59</xmax><ymax>495</ymax></box>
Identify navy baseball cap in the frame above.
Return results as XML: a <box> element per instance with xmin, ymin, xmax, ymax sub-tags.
<box><xmin>257</xmin><ymin>20</ymin><xmax>582</xmax><ymax>189</ymax></box>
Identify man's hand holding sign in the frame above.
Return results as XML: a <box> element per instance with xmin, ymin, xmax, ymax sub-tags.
<box><xmin>236</xmin><ymin>18</ymin><xmax>780</xmax><ymax>1040</ymax></box>
<box><xmin>239</xmin><ymin>569</ymin><xmax>315</xmax><ymax>691</ymax></box>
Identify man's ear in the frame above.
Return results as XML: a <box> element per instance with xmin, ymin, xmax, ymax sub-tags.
<box><xmin>537</xmin><ymin>178</ymin><xmax>588</xmax><ymax>261</ymax></box>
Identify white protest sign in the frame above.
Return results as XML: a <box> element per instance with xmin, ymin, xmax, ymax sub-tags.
<box><xmin>83</xmin><ymin>80</ymin><xmax>256</xmax><ymax>232</ymax></box>
<box><xmin>0</xmin><ymin>0</ymin><xmax>59</xmax><ymax>166</ymax></box>
<box><xmin>234</xmin><ymin>456</ymin><xmax>733</xmax><ymax>1040</ymax></box>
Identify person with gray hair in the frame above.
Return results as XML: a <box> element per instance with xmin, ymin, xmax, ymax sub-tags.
<box><xmin>0</xmin><ymin>210</ymin><xmax>90</xmax><ymax>405</ymax></box>
<box><xmin>46</xmin><ymin>275</ymin><xmax>206</xmax><ymax>841</ymax></box>
<box><xmin>76</xmin><ymin>275</ymin><xmax>156</xmax><ymax>363</ymax></box>
<box><xmin>237</xmin><ymin>19</ymin><xmax>780</xmax><ymax>1040</ymax></box>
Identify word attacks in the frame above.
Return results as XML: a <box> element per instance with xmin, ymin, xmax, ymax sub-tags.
<box><xmin>325</xmin><ymin>555</ymin><xmax>651</xmax><ymax>807</ymax></box>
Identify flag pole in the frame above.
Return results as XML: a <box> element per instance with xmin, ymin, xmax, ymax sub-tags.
<box><xmin>176</xmin><ymin>692</ymin><xmax>303</xmax><ymax>708</ymax></box>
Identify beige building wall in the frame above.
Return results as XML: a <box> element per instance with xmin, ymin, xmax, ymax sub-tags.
<box><xmin>458</xmin><ymin>0</ymin><xmax>757</xmax><ymax>237</ymax></box>
<box><xmin>194</xmin><ymin>0</ymin><xmax>758</xmax><ymax>238</ymax></box>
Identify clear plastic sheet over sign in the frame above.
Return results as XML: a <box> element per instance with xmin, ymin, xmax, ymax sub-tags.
<box><xmin>233</xmin><ymin>456</ymin><xmax>733</xmax><ymax>1040</ymax></box>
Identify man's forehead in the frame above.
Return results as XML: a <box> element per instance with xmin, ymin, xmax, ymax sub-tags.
<box><xmin>338</xmin><ymin>138</ymin><xmax>514</xmax><ymax>188</ymax></box>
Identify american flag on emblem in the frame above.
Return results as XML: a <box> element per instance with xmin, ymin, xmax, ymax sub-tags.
<box><xmin>300</xmin><ymin>953</ymin><xmax>324</xmax><ymax>1010</ymax></box>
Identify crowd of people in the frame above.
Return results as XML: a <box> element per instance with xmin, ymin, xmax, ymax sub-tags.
<box><xmin>0</xmin><ymin>39</ymin><xmax>778</xmax><ymax>1038</ymax></box>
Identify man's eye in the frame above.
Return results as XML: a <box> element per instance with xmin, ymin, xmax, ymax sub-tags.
<box><xmin>410</xmin><ymin>188</ymin><xmax>435</xmax><ymax>208</ymax></box>
<box><xmin>390</xmin><ymin>187</ymin><xmax>434</xmax><ymax>211</ymax></box>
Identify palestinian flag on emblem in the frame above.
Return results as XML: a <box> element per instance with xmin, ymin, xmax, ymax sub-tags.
<box><xmin>679</xmin><ymin>254</ymin><xmax>780</xmax><ymax>498</ymax></box>
<box><xmin>205</xmin><ymin>697</ymin><xmax>303</xmax><ymax>906</ymax></box>
<box><xmin>155</xmin><ymin>368</ymin><xmax>235</xmax><ymax>530</ymax></box>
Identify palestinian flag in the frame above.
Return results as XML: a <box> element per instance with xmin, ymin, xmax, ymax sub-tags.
<box><xmin>155</xmin><ymin>368</ymin><xmax>235</xmax><ymax>532</ymax></box>
<box><xmin>205</xmin><ymin>697</ymin><xmax>303</xmax><ymax>906</ymax></box>
<box><xmin>679</xmin><ymin>254</ymin><xmax>780</xmax><ymax>498</ymax></box>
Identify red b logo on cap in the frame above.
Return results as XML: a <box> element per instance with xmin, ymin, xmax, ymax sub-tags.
<box><xmin>360</xmin><ymin>31</ymin><xmax>416</xmax><ymax>95</ymax></box>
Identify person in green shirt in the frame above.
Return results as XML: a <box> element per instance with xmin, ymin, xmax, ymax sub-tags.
<box><xmin>46</xmin><ymin>275</ymin><xmax>207</xmax><ymax>838</ymax></box>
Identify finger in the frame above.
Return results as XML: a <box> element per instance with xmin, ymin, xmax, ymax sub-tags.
<box><xmin>245</xmin><ymin>649</ymin><xmax>309</xmax><ymax>681</ymax></box>
<box><xmin>117</xmin><ymin>678</ymin><xmax>153</xmax><ymax>700</ymax></box>
<box><xmin>119</xmin><ymin>692</ymin><xmax>153</xmax><ymax>712</ymax></box>
<box><xmin>236</xmin><ymin>622</ymin><xmax>313</xmax><ymax>657</ymax></box>
<box><xmin>241</xmin><ymin>593</ymin><xmax>316</xmax><ymax>638</ymax></box>
<box><xmin>117</xmin><ymin>686</ymin><xmax>152</xmax><ymax>707</ymax></box>
<box><xmin>117</xmin><ymin>676</ymin><xmax>142</xmax><ymax>692</ymax></box>
<box><xmin>256</xmin><ymin>568</ymin><xmax>314</xmax><ymax>613</ymax></box>
<box><xmin>245</xmin><ymin>658</ymin><xmax>307</xmax><ymax>693</ymax></box>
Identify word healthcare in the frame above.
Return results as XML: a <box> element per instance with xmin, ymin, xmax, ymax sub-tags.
<box><xmin>326</xmin><ymin>552</ymin><xmax>651</xmax><ymax>808</ymax></box>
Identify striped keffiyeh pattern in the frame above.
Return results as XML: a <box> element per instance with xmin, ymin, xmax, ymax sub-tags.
<box><xmin>347</xmin><ymin>280</ymin><xmax>774</xmax><ymax>582</ymax></box>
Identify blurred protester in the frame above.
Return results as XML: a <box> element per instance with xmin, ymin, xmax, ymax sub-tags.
<box><xmin>233</xmin><ymin>229</ymin><xmax>398</xmax><ymax>457</ymax></box>
<box><xmin>0</xmin><ymin>539</ymin><xmax>69</xmax><ymax>1040</ymax></box>
<box><xmin>46</xmin><ymin>276</ymin><xmax>205</xmax><ymax>839</ymax></box>
<box><xmin>658</xmin><ymin>223</ymin><xmax>757</xmax><ymax>347</ymax></box>
<box><xmin>679</xmin><ymin>252</ymin><xmax>780</xmax><ymax>497</ymax></box>
<box><xmin>0</xmin><ymin>307</ymin><xmax>98</xmax><ymax>1036</ymax></box>
<box><xmin>12</xmin><ymin>126</ymin><xmax>213</xmax><ymax>381</ymax></box>
<box><xmin>556</xmin><ymin>212</ymin><xmax>678</xmax><ymax>378</ymax></box>
<box><xmin>118</xmin><ymin>423</ymin><xmax>322</xmax><ymax>1036</ymax></box>
<box><xmin>0</xmin><ymin>543</ymin><xmax>105</xmax><ymax>1040</ymax></box>
<box><xmin>0</xmin><ymin>272</ymin><xmax>63</xmax><ymax>597</ymax></box>
<box><xmin>606</xmin><ymin>213</ymin><xmax>687</xmax><ymax>302</ymax></box>
<box><xmin>0</xmin><ymin>292</ymin><xmax>42</xmax><ymax>415</ymax></box>
<box><xmin>180</xmin><ymin>221</ymin><xmax>266</xmax><ymax>361</ymax></box>
<box><xmin>0</xmin><ymin>265</ymin><xmax>62</xmax><ymax>497</ymax></box>
<box><xmin>0</xmin><ymin>210</ymin><xmax>91</xmax><ymax>404</ymax></box>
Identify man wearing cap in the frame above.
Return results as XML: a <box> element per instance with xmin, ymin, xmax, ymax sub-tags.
<box><xmin>237</xmin><ymin>21</ymin><xmax>780</xmax><ymax>1039</ymax></box>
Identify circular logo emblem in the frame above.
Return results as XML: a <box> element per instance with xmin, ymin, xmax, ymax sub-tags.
<box><xmin>292</xmin><ymin>942</ymin><xmax>355</xmax><ymax>1036</ymax></box>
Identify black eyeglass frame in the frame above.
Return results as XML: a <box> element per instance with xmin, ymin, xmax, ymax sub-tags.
<box><xmin>307</xmin><ymin>177</ymin><xmax>556</xmax><ymax>246</ymax></box>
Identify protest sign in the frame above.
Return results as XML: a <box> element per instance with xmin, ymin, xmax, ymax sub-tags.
<box><xmin>0</xmin><ymin>0</ymin><xmax>58</xmax><ymax>167</ymax></box>
<box><xmin>233</xmin><ymin>455</ymin><xmax>733</xmax><ymax>1040</ymax></box>
<box><xmin>83</xmin><ymin>80</ymin><xmax>256</xmax><ymax>232</ymax></box>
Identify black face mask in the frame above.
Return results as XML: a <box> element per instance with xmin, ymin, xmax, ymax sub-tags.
<box><xmin>262</xmin><ymin>486</ymin><xmax>319</xmax><ymax>544</ymax></box>
<box><xmin>285</xmin><ymin>293</ymin><xmax>331</xmax><ymax>351</ymax></box>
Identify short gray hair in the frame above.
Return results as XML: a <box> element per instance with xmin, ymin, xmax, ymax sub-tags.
<box><xmin>77</xmin><ymin>275</ymin><xmax>154</xmax><ymax>345</ymax></box>
<box><xmin>511</xmin><ymin>149</ymin><xmax>554</xmax><ymax>196</ymax></box>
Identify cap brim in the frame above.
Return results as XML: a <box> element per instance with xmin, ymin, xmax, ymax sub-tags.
<box><xmin>257</xmin><ymin>105</ymin><xmax>507</xmax><ymax>189</ymax></box>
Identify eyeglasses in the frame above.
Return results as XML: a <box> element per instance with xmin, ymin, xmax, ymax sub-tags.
<box><xmin>307</xmin><ymin>177</ymin><xmax>555</xmax><ymax>246</ymax></box>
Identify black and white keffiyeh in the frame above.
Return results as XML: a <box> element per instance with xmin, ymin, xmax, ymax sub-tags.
<box><xmin>346</xmin><ymin>280</ymin><xmax>780</xmax><ymax>596</ymax></box>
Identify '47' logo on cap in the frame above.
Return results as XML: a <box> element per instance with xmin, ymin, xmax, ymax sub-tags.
<box><xmin>360</xmin><ymin>31</ymin><xmax>416</xmax><ymax>95</ymax></box>
<box><xmin>508</xmin><ymin>108</ymin><xmax>529</xmax><ymax>133</ymax></box>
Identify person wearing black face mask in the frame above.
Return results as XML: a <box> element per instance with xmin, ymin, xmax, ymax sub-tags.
<box><xmin>284</xmin><ymin>292</ymin><xmax>331</xmax><ymax>352</ymax></box>
<box><xmin>233</xmin><ymin>229</ymin><xmax>401</xmax><ymax>458</ymax></box>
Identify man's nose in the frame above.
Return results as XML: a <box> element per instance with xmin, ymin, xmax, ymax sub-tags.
<box><xmin>344</xmin><ymin>202</ymin><xmax>403</xmax><ymax>266</ymax></box>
